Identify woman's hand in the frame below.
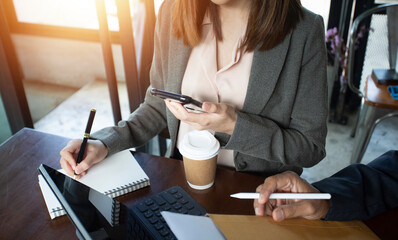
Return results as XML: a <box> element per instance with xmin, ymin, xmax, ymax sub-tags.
<box><xmin>59</xmin><ymin>139</ymin><xmax>108</xmax><ymax>179</ymax></box>
<box><xmin>165</xmin><ymin>100</ymin><xmax>237</xmax><ymax>135</ymax></box>
<box><xmin>253</xmin><ymin>171</ymin><xmax>330</xmax><ymax>221</ymax></box>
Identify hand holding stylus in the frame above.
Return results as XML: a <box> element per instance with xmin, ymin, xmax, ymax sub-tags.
<box><xmin>253</xmin><ymin>171</ymin><xmax>331</xmax><ymax>221</ymax></box>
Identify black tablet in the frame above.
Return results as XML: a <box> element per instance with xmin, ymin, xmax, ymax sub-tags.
<box><xmin>38</xmin><ymin>164</ymin><xmax>129</xmax><ymax>240</ymax></box>
<box><xmin>39</xmin><ymin>164</ymin><xmax>208</xmax><ymax>239</ymax></box>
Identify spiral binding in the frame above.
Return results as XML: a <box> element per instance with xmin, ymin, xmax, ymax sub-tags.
<box><xmin>104</xmin><ymin>178</ymin><xmax>150</xmax><ymax>198</ymax></box>
<box><xmin>50</xmin><ymin>206</ymin><xmax>66</xmax><ymax>218</ymax></box>
<box><xmin>111</xmin><ymin>201</ymin><xmax>121</xmax><ymax>226</ymax></box>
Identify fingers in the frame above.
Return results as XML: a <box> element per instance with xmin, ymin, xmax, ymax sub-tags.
<box><xmin>74</xmin><ymin>140</ymin><xmax>108</xmax><ymax>175</ymax></box>
<box><xmin>165</xmin><ymin>100</ymin><xmax>201</xmax><ymax>124</ymax></box>
<box><xmin>165</xmin><ymin>100</ymin><xmax>189</xmax><ymax>119</ymax></box>
<box><xmin>202</xmin><ymin>102</ymin><xmax>218</xmax><ymax>113</ymax></box>
<box><xmin>74</xmin><ymin>153</ymin><xmax>96</xmax><ymax>175</ymax></box>
<box><xmin>165</xmin><ymin>100</ymin><xmax>208</xmax><ymax>128</ymax></box>
<box><xmin>59</xmin><ymin>139</ymin><xmax>108</xmax><ymax>178</ymax></box>
<box><xmin>272</xmin><ymin>200</ymin><xmax>323</xmax><ymax>222</ymax></box>
<box><xmin>165</xmin><ymin>100</ymin><xmax>236</xmax><ymax>134</ymax></box>
<box><xmin>258</xmin><ymin>172</ymin><xmax>296</xmax><ymax>204</ymax></box>
<box><xmin>253</xmin><ymin>171</ymin><xmax>330</xmax><ymax>221</ymax></box>
<box><xmin>255</xmin><ymin>171</ymin><xmax>321</xmax><ymax>219</ymax></box>
<box><xmin>60</xmin><ymin>140</ymin><xmax>82</xmax><ymax>176</ymax></box>
<box><xmin>254</xmin><ymin>202</ymin><xmax>264</xmax><ymax>216</ymax></box>
<box><xmin>254</xmin><ymin>183</ymin><xmax>281</xmax><ymax>217</ymax></box>
<box><xmin>60</xmin><ymin>156</ymin><xmax>75</xmax><ymax>176</ymax></box>
<box><xmin>254</xmin><ymin>184</ymin><xmax>264</xmax><ymax>216</ymax></box>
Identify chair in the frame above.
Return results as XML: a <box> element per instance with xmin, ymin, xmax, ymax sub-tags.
<box><xmin>96</xmin><ymin>0</ymin><xmax>169</xmax><ymax>156</ymax></box>
<box><xmin>347</xmin><ymin>3</ymin><xmax>398</xmax><ymax>164</ymax></box>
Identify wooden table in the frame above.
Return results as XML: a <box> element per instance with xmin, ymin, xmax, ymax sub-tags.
<box><xmin>364</xmin><ymin>74</ymin><xmax>398</xmax><ymax>109</ymax></box>
<box><xmin>0</xmin><ymin>128</ymin><xmax>397</xmax><ymax>239</ymax></box>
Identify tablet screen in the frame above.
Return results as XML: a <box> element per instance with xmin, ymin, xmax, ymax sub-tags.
<box><xmin>38</xmin><ymin>164</ymin><xmax>130</xmax><ymax>240</ymax></box>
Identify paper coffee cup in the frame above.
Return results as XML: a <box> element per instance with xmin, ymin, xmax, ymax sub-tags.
<box><xmin>179</xmin><ymin>130</ymin><xmax>220</xmax><ymax>190</ymax></box>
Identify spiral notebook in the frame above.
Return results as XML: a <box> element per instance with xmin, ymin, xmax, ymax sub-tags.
<box><xmin>38</xmin><ymin>174</ymin><xmax>66</xmax><ymax>219</ymax></box>
<box><xmin>38</xmin><ymin>149</ymin><xmax>150</xmax><ymax>219</ymax></box>
<box><xmin>88</xmin><ymin>186</ymin><xmax>122</xmax><ymax>227</ymax></box>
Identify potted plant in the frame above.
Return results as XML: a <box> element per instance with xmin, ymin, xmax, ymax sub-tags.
<box><xmin>326</xmin><ymin>25</ymin><xmax>372</xmax><ymax>124</ymax></box>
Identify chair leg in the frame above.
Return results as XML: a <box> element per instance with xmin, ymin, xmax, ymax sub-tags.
<box><xmin>158</xmin><ymin>136</ymin><xmax>168</xmax><ymax>156</ymax></box>
<box><xmin>350</xmin><ymin>105</ymin><xmax>375</xmax><ymax>164</ymax></box>
<box><xmin>136</xmin><ymin>139</ymin><xmax>153</xmax><ymax>154</ymax></box>
<box><xmin>358</xmin><ymin>111</ymin><xmax>398</xmax><ymax>159</ymax></box>
<box><xmin>350</xmin><ymin>110</ymin><xmax>360</xmax><ymax>138</ymax></box>
<box><xmin>351</xmin><ymin>108</ymin><xmax>398</xmax><ymax>164</ymax></box>
<box><xmin>350</xmin><ymin>98</ymin><xmax>363</xmax><ymax>138</ymax></box>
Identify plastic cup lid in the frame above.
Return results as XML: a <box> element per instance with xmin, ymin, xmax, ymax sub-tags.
<box><xmin>179</xmin><ymin>130</ymin><xmax>220</xmax><ymax>160</ymax></box>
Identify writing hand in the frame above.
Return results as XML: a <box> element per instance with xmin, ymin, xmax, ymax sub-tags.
<box><xmin>165</xmin><ymin>100</ymin><xmax>237</xmax><ymax>135</ymax></box>
<box><xmin>253</xmin><ymin>171</ymin><xmax>330</xmax><ymax>221</ymax></box>
<box><xmin>60</xmin><ymin>139</ymin><xmax>108</xmax><ymax>179</ymax></box>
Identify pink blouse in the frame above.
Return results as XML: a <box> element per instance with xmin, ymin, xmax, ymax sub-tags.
<box><xmin>177</xmin><ymin>14</ymin><xmax>253</xmax><ymax>168</ymax></box>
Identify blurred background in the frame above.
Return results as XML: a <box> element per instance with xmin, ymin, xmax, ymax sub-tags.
<box><xmin>0</xmin><ymin>0</ymin><xmax>397</xmax><ymax>182</ymax></box>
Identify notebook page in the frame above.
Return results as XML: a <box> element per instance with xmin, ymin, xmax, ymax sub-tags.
<box><xmin>59</xmin><ymin>149</ymin><xmax>149</xmax><ymax>197</ymax></box>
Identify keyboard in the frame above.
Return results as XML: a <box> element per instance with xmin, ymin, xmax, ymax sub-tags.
<box><xmin>127</xmin><ymin>186</ymin><xmax>207</xmax><ymax>240</ymax></box>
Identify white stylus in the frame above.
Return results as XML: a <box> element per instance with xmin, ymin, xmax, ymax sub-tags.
<box><xmin>230</xmin><ymin>192</ymin><xmax>331</xmax><ymax>200</ymax></box>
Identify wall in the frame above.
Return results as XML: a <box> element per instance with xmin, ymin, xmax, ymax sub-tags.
<box><xmin>12</xmin><ymin>33</ymin><xmax>126</xmax><ymax>88</ymax></box>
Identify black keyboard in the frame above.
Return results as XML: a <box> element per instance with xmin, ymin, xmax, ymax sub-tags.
<box><xmin>127</xmin><ymin>186</ymin><xmax>207</xmax><ymax>240</ymax></box>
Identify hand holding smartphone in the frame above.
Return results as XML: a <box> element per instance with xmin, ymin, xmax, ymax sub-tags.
<box><xmin>150</xmin><ymin>88</ymin><xmax>205</xmax><ymax>113</ymax></box>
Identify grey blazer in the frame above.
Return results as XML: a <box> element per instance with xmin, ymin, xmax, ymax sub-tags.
<box><xmin>91</xmin><ymin>0</ymin><xmax>328</xmax><ymax>177</ymax></box>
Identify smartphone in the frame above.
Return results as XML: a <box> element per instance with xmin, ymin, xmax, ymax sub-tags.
<box><xmin>150</xmin><ymin>88</ymin><xmax>205</xmax><ymax>113</ymax></box>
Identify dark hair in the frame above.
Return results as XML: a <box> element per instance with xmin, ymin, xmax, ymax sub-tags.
<box><xmin>172</xmin><ymin>0</ymin><xmax>303</xmax><ymax>51</ymax></box>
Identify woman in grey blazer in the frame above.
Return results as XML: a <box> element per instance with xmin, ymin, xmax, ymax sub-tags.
<box><xmin>60</xmin><ymin>0</ymin><xmax>328</xmax><ymax>178</ymax></box>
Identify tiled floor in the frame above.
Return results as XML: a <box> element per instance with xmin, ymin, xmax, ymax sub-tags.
<box><xmin>302</xmin><ymin>113</ymin><xmax>398</xmax><ymax>182</ymax></box>
<box><xmin>34</xmin><ymin>80</ymin><xmax>131</xmax><ymax>139</ymax></box>
<box><xmin>32</xmin><ymin>80</ymin><xmax>398</xmax><ymax>183</ymax></box>
<box><xmin>24</xmin><ymin>80</ymin><xmax>78</xmax><ymax>122</ymax></box>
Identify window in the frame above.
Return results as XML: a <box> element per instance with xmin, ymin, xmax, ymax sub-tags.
<box><xmin>301</xmin><ymin>0</ymin><xmax>331</xmax><ymax>30</ymax></box>
<box><xmin>12</xmin><ymin>0</ymin><xmax>148</xmax><ymax>32</ymax></box>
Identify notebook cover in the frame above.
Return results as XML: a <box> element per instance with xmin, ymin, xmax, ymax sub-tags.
<box><xmin>208</xmin><ymin>214</ymin><xmax>379</xmax><ymax>240</ymax></box>
<box><xmin>38</xmin><ymin>174</ymin><xmax>66</xmax><ymax>219</ymax></box>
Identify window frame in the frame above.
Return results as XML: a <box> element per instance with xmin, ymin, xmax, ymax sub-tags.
<box><xmin>4</xmin><ymin>0</ymin><xmax>121</xmax><ymax>43</ymax></box>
